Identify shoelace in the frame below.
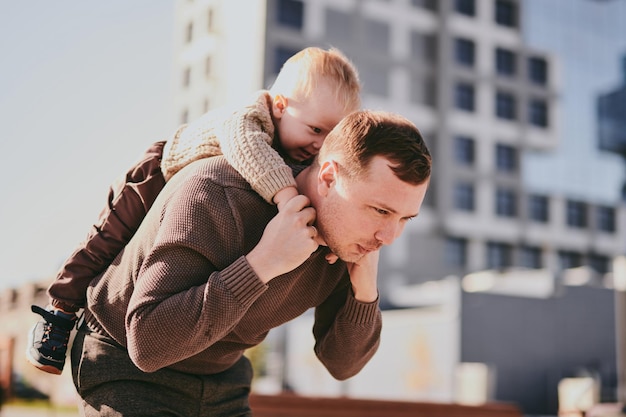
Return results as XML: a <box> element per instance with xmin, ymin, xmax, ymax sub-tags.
<box><xmin>42</xmin><ymin>321</ymin><xmax>70</xmax><ymax>350</ymax></box>
<box><xmin>31</xmin><ymin>305</ymin><xmax>76</xmax><ymax>351</ymax></box>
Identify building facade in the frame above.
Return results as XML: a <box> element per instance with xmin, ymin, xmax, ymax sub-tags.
<box><xmin>598</xmin><ymin>54</ymin><xmax>626</xmax><ymax>199</ymax></box>
<box><xmin>173</xmin><ymin>0</ymin><xmax>626</xmax><ymax>299</ymax></box>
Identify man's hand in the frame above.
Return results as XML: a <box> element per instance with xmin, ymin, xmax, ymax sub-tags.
<box><xmin>273</xmin><ymin>186</ymin><xmax>299</xmax><ymax>212</ymax></box>
<box><xmin>347</xmin><ymin>250</ymin><xmax>380</xmax><ymax>303</ymax></box>
<box><xmin>246</xmin><ymin>195</ymin><xmax>319</xmax><ymax>283</ymax></box>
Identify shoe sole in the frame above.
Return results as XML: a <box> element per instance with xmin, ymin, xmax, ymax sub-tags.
<box><xmin>26</xmin><ymin>324</ymin><xmax>64</xmax><ymax>375</ymax></box>
<box><xmin>25</xmin><ymin>354</ymin><xmax>63</xmax><ymax>375</ymax></box>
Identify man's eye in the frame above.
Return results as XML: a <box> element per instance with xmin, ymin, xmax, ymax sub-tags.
<box><xmin>312</xmin><ymin>127</ymin><xmax>322</xmax><ymax>134</ymax></box>
<box><xmin>375</xmin><ymin>208</ymin><xmax>389</xmax><ymax>215</ymax></box>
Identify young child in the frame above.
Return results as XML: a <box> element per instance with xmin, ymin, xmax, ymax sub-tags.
<box><xmin>27</xmin><ymin>46</ymin><xmax>361</xmax><ymax>375</ymax></box>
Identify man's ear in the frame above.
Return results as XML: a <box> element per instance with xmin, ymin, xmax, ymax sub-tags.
<box><xmin>317</xmin><ymin>160</ymin><xmax>338</xmax><ymax>197</ymax></box>
<box><xmin>272</xmin><ymin>94</ymin><xmax>288</xmax><ymax>118</ymax></box>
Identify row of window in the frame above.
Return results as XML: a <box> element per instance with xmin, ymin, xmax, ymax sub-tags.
<box><xmin>455</xmin><ymin>137</ymin><xmax>518</xmax><ymax>172</ymax></box>
<box><xmin>277</xmin><ymin>0</ymin><xmax>519</xmax><ymax>30</ymax></box>
<box><xmin>445</xmin><ymin>237</ymin><xmax>611</xmax><ymax>273</ymax></box>
<box><xmin>452</xmin><ymin>183</ymin><xmax>617</xmax><ymax>232</ymax></box>
<box><xmin>180</xmin><ymin>96</ymin><xmax>211</xmax><ymax>125</ymax></box>
<box><xmin>276</xmin><ymin>0</ymin><xmax>523</xmax><ymax>69</ymax></box>
<box><xmin>456</xmin><ymin>0</ymin><xmax>518</xmax><ymax>28</ymax></box>
<box><xmin>455</xmin><ymin>37</ymin><xmax>548</xmax><ymax>85</ymax></box>
<box><xmin>271</xmin><ymin>48</ymin><xmax>549</xmax><ymax>126</ymax></box>
<box><xmin>181</xmin><ymin>56</ymin><xmax>213</xmax><ymax>89</ymax></box>
<box><xmin>184</xmin><ymin>8</ymin><xmax>215</xmax><ymax>44</ymax></box>
<box><xmin>456</xmin><ymin>83</ymin><xmax>549</xmax><ymax>127</ymax></box>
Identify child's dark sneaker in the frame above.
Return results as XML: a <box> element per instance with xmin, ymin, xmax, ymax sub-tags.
<box><xmin>26</xmin><ymin>305</ymin><xmax>77</xmax><ymax>375</ymax></box>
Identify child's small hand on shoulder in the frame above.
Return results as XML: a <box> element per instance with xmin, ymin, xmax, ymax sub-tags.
<box><xmin>274</xmin><ymin>186</ymin><xmax>300</xmax><ymax>212</ymax></box>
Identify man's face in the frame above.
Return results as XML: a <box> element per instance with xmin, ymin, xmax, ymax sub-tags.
<box><xmin>314</xmin><ymin>156</ymin><xmax>429</xmax><ymax>263</ymax></box>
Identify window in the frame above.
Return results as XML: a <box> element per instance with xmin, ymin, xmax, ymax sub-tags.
<box><xmin>559</xmin><ymin>250</ymin><xmax>582</xmax><ymax>270</ymax></box>
<box><xmin>181</xmin><ymin>108</ymin><xmax>189</xmax><ymax>124</ymax></box>
<box><xmin>411</xmin><ymin>75</ymin><xmax>437</xmax><ymax>107</ymax></box>
<box><xmin>207</xmin><ymin>8</ymin><xmax>215</xmax><ymax>32</ymax></box>
<box><xmin>411</xmin><ymin>0</ymin><xmax>437</xmax><ymax>12</ymax></box>
<box><xmin>528</xmin><ymin>194</ymin><xmax>549</xmax><ymax>222</ymax></box>
<box><xmin>528</xmin><ymin>57</ymin><xmax>548</xmax><ymax>84</ymax></box>
<box><xmin>455</xmin><ymin>38</ymin><xmax>475</xmax><ymax>67</ymax></box>
<box><xmin>361</xmin><ymin>65</ymin><xmax>389</xmax><ymax>97</ymax></box>
<box><xmin>566</xmin><ymin>200</ymin><xmax>587</xmax><ymax>228</ymax></box>
<box><xmin>495</xmin><ymin>188</ymin><xmax>517</xmax><ymax>217</ymax></box>
<box><xmin>455</xmin><ymin>83</ymin><xmax>475</xmax><ymax>111</ymax></box>
<box><xmin>529</xmin><ymin>99</ymin><xmax>549</xmax><ymax>127</ymax></box>
<box><xmin>589</xmin><ymin>254</ymin><xmax>610</xmax><ymax>274</ymax></box>
<box><xmin>454</xmin><ymin>182</ymin><xmax>475</xmax><ymax>211</ymax></box>
<box><xmin>496</xmin><ymin>91</ymin><xmax>516</xmax><ymax>120</ymax></box>
<box><xmin>455</xmin><ymin>136</ymin><xmax>475</xmax><ymax>166</ymax></box>
<box><xmin>495</xmin><ymin>0</ymin><xmax>517</xmax><ymax>27</ymax></box>
<box><xmin>326</xmin><ymin>9</ymin><xmax>353</xmax><ymax>43</ymax></box>
<box><xmin>495</xmin><ymin>48</ymin><xmax>516</xmax><ymax>76</ymax></box>
<box><xmin>277</xmin><ymin>0</ymin><xmax>304</xmax><ymax>29</ymax></box>
<box><xmin>520</xmin><ymin>246</ymin><xmax>542</xmax><ymax>269</ymax></box>
<box><xmin>455</xmin><ymin>0</ymin><xmax>475</xmax><ymax>16</ymax></box>
<box><xmin>423</xmin><ymin>77</ymin><xmax>437</xmax><ymax>107</ymax></box>
<box><xmin>410</xmin><ymin>32</ymin><xmax>437</xmax><ymax>63</ymax></box>
<box><xmin>365</xmin><ymin>19</ymin><xmax>390</xmax><ymax>55</ymax></box>
<box><xmin>182</xmin><ymin>67</ymin><xmax>191</xmax><ymax>88</ymax></box>
<box><xmin>274</xmin><ymin>46</ymin><xmax>299</xmax><ymax>75</ymax></box>
<box><xmin>445</xmin><ymin>237</ymin><xmax>467</xmax><ymax>267</ymax></box>
<box><xmin>186</xmin><ymin>22</ymin><xmax>193</xmax><ymax>43</ymax></box>
<box><xmin>597</xmin><ymin>205</ymin><xmax>616</xmax><ymax>232</ymax></box>
<box><xmin>487</xmin><ymin>241</ymin><xmax>513</xmax><ymax>269</ymax></box>
<box><xmin>495</xmin><ymin>144</ymin><xmax>517</xmax><ymax>172</ymax></box>
<box><xmin>205</xmin><ymin>56</ymin><xmax>212</xmax><ymax>78</ymax></box>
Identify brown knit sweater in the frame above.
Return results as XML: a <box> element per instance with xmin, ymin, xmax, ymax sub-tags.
<box><xmin>85</xmin><ymin>156</ymin><xmax>382</xmax><ymax>379</ymax></box>
<box><xmin>160</xmin><ymin>91</ymin><xmax>297</xmax><ymax>203</ymax></box>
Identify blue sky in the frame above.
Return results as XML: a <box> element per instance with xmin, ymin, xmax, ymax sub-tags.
<box><xmin>0</xmin><ymin>1</ymin><xmax>176</xmax><ymax>290</ymax></box>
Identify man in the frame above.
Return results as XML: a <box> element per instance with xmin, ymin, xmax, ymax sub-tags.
<box><xmin>71</xmin><ymin>110</ymin><xmax>432</xmax><ymax>416</ymax></box>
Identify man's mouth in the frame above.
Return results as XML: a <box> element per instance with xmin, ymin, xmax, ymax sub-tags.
<box><xmin>357</xmin><ymin>244</ymin><xmax>378</xmax><ymax>255</ymax></box>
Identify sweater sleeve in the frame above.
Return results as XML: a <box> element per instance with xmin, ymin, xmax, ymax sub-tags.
<box><xmin>219</xmin><ymin>92</ymin><xmax>296</xmax><ymax>204</ymax></box>
<box><xmin>312</xmin><ymin>282</ymin><xmax>382</xmax><ymax>380</ymax></box>
<box><xmin>124</xmin><ymin>176</ymin><xmax>268</xmax><ymax>373</ymax></box>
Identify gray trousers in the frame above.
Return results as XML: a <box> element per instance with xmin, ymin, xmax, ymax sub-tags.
<box><xmin>71</xmin><ymin>325</ymin><xmax>253</xmax><ymax>417</ymax></box>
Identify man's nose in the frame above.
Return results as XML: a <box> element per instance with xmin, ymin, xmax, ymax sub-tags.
<box><xmin>374</xmin><ymin>222</ymin><xmax>401</xmax><ymax>246</ymax></box>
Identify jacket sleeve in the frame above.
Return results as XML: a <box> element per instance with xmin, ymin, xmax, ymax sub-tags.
<box><xmin>48</xmin><ymin>141</ymin><xmax>166</xmax><ymax>312</ymax></box>
<box><xmin>219</xmin><ymin>93</ymin><xmax>296</xmax><ymax>204</ymax></box>
<box><xmin>312</xmin><ymin>282</ymin><xmax>382</xmax><ymax>380</ymax></box>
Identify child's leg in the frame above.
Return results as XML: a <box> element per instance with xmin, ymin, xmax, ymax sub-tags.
<box><xmin>28</xmin><ymin>140</ymin><xmax>168</xmax><ymax>374</ymax></box>
<box><xmin>48</xmin><ymin>140</ymin><xmax>168</xmax><ymax>311</ymax></box>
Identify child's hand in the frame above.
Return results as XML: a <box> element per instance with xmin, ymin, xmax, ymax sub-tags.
<box><xmin>274</xmin><ymin>186</ymin><xmax>299</xmax><ymax>211</ymax></box>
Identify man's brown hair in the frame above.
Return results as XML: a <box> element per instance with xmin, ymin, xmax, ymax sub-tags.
<box><xmin>318</xmin><ymin>110</ymin><xmax>431</xmax><ymax>185</ymax></box>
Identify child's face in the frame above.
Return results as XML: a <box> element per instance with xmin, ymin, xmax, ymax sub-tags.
<box><xmin>272</xmin><ymin>82</ymin><xmax>350</xmax><ymax>162</ymax></box>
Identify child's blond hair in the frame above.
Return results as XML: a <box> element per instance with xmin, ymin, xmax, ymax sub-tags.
<box><xmin>269</xmin><ymin>47</ymin><xmax>361</xmax><ymax>113</ymax></box>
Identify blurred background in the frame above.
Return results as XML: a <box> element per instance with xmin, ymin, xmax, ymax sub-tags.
<box><xmin>1</xmin><ymin>1</ymin><xmax>626</xmax><ymax>416</ymax></box>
